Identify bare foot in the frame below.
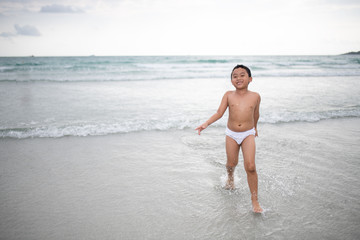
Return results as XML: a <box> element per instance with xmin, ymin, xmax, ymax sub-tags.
<box><xmin>225</xmin><ymin>177</ymin><xmax>235</xmax><ymax>190</ymax></box>
<box><xmin>252</xmin><ymin>200</ymin><xmax>263</xmax><ymax>213</ymax></box>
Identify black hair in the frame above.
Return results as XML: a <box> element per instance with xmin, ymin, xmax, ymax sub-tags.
<box><xmin>231</xmin><ymin>64</ymin><xmax>252</xmax><ymax>78</ymax></box>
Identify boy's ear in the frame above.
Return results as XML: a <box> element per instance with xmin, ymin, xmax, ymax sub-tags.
<box><xmin>249</xmin><ymin>77</ymin><xmax>253</xmax><ymax>83</ymax></box>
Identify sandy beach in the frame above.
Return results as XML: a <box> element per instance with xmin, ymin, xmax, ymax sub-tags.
<box><xmin>1</xmin><ymin>117</ymin><xmax>360</xmax><ymax>239</ymax></box>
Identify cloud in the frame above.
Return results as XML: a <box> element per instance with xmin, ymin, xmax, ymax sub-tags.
<box><xmin>325</xmin><ymin>0</ymin><xmax>360</xmax><ymax>4</ymax></box>
<box><xmin>14</xmin><ymin>24</ymin><xmax>41</xmax><ymax>36</ymax></box>
<box><xmin>0</xmin><ymin>32</ymin><xmax>16</xmax><ymax>37</ymax></box>
<box><xmin>40</xmin><ymin>4</ymin><xmax>84</xmax><ymax>13</ymax></box>
<box><xmin>0</xmin><ymin>24</ymin><xmax>41</xmax><ymax>38</ymax></box>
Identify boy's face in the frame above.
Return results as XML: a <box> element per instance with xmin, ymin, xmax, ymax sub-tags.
<box><xmin>231</xmin><ymin>67</ymin><xmax>252</xmax><ymax>89</ymax></box>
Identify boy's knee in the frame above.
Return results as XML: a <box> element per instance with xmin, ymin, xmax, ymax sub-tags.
<box><xmin>226</xmin><ymin>163</ymin><xmax>237</xmax><ymax>169</ymax></box>
<box><xmin>245</xmin><ymin>164</ymin><xmax>256</xmax><ymax>173</ymax></box>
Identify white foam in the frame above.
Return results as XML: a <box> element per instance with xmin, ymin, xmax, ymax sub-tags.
<box><xmin>1</xmin><ymin>108</ymin><xmax>360</xmax><ymax>139</ymax></box>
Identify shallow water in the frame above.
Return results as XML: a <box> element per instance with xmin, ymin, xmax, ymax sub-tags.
<box><xmin>1</xmin><ymin>55</ymin><xmax>360</xmax><ymax>139</ymax></box>
<box><xmin>1</xmin><ymin>118</ymin><xmax>359</xmax><ymax>239</ymax></box>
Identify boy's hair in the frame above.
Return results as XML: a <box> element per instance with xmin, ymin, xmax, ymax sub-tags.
<box><xmin>231</xmin><ymin>64</ymin><xmax>252</xmax><ymax>78</ymax></box>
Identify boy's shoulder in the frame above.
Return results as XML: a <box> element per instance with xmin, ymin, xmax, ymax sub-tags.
<box><xmin>249</xmin><ymin>91</ymin><xmax>261</xmax><ymax>103</ymax></box>
<box><xmin>222</xmin><ymin>90</ymin><xmax>234</xmax><ymax>99</ymax></box>
<box><xmin>249</xmin><ymin>90</ymin><xmax>260</xmax><ymax>97</ymax></box>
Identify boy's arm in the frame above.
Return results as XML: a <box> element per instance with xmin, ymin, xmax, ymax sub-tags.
<box><xmin>195</xmin><ymin>92</ymin><xmax>229</xmax><ymax>135</ymax></box>
<box><xmin>254</xmin><ymin>93</ymin><xmax>261</xmax><ymax>137</ymax></box>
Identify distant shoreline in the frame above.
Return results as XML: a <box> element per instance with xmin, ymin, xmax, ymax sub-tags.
<box><xmin>342</xmin><ymin>51</ymin><xmax>360</xmax><ymax>55</ymax></box>
<box><xmin>0</xmin><ymin>52</ymin><xmax>359</xmax><ymax>57</ymax></box>
<box><xmin>0</xmin><ymin>53</ymin><xmax>359</xmax><ymax>57</ymax></box>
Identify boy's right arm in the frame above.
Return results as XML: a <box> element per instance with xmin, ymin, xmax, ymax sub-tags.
<box><xmin>195</xmin><ymin>92</ymin><xmax>229</xmax><ymax>135</ymax></box>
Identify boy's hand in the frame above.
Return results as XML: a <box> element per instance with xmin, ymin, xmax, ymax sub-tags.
<box><xmin>195</xmin><ymin>123</ymin><xmax>208</xmax><ymax>135</ymax></box>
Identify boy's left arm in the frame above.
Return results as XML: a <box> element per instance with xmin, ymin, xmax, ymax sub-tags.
<box><xmin>254</xmin><ymin>93</ymin><xmax>261</xmax><ymax>137</ymax></box>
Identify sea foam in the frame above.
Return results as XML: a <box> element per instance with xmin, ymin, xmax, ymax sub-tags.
<box><xmin>1</xmin><ymin>108</ymin><xmax>359</xmax><ymax>139</ymax></box>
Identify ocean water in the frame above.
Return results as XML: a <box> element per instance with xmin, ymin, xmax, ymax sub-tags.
<box><xmin>1</xmin><ymin>55</ymin><xmax>360</xmax><ymax>239</ymax></box>
<box><xmin>0</xmin><ymin>55</ymin><xmax>360</xmax><ymax>138</ymax></box>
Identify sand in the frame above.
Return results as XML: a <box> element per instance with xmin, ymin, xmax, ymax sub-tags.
<box><xmin>1</xmin><ymin>118</ymin><xmax>360</xmax><ymax>239</ymax></box>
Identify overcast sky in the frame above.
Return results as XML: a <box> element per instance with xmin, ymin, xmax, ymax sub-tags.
<box><xmin>0</xmin><ymin>0</ymin><xmax>359</xmax><ymax>56</ymax></box>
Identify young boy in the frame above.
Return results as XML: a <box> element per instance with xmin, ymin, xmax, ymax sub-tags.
<box><xmin>195</xmin><ymin>64</ymin><xmax>263</xmax><ymax>213</ymax></box>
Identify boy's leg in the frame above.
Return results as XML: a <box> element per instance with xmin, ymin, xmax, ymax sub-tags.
<box><xmin>241</xmin><ymin>135</ymin><xmax>263</xmax><ymax>213</ymax></box>
<box><xmin>225</xmin><ymin>136</ymin><xmax>240</xmax><ymax>189</ymax></box>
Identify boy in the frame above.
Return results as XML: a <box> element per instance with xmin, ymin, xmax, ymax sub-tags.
<box><xmin>195</xmin><ymin>64</ymin><xmax>263</xmax><ymax>213</ymax></box>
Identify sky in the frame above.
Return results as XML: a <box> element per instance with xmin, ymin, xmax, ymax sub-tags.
<box><xmin>0</xmin><ymin>0</ymin><xmax>359</xmax><ymax>56</ymax></box>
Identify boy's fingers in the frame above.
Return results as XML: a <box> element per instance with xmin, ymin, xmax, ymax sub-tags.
<box><xmin>196</xmin><ymin>125</ymin><xmax>206</xmax><ymax>135</ymax></box>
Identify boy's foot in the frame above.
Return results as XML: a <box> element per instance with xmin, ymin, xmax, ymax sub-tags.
<box><xmin>225</xmin><ymin>178</ymin><xmax>235</xmax><ymax>190</ymax></box>
<box><xmin>252</xmin><ymin>200</ymin><xmax>263</xmax><ymax>213</ymax></box>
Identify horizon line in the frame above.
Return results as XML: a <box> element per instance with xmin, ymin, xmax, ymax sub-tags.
<box><xmin>0</xmin><ymin>53</ymin><xmax>356</xmax><ymax>57</ymax></box>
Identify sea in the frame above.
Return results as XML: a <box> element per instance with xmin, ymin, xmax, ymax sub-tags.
<box><xmin>0</xmin><ymin>55</ymin><xmax>360</xmax><ymax>239</ymax></box>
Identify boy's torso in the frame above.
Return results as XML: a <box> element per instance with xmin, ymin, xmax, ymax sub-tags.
<box><xmin>227</xmin><ymin>90</ymin><xmax>258</xmax><ymax>132</ymax></box>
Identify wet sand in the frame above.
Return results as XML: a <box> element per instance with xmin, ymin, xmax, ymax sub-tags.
<box><xmin>1</xmin><ymin>118</ymin><xmax>360</xmax><ymax>239</ymax></box>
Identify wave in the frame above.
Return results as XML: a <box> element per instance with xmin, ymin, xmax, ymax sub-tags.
<box><xmin>1</xmin><ymin>71</ymin><xmax>359</xmax><ymax>83</ymax></box>
<box><xmin>1</xmin><ymin>110</ymin><xmax>359</xmax><ymax>139</ymax></box>
<box><xmin>197</xmin><ymin>59</ymin><xmax>229</xmax><ymax>63</ymax></box>
<box><xmin>14</xmin><ymin>62</ymin><xmax>44</xmax><ymax>67</ymax></box>
<box><xmin>1</xmin><ymin>55</ymin><xmax>359</xmax><ymax>82</ymax></box>
<box><xmin>0</xmin><ymin>120</ymin><xmax>191</xmax><ymax>139</ymax></box>
<box><xmin>261</xmin><ymin>108</ymin><xmax>360</xmax><ymax>124</ymax></box>
<box><xmin>351</xmin><ymin>58</ymin><xmax>360</xmax><ymax>64</ymax></box>
<box><xmin>0</xmin><ymin>75</ymin><xmax>218</xmax><ymax>83</ymax></box>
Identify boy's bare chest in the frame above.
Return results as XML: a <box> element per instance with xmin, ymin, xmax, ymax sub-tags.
<box><xmin>228</xmin><ymin>96</ymin><xmax>256</xmax><ymax>112</ymax></box>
